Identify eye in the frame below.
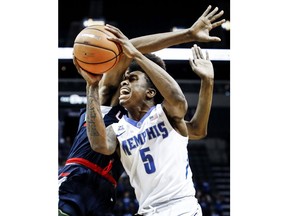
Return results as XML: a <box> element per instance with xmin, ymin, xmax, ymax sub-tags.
<box><xmin>129</xmin><ymin>76</ymin><xmax>137</xmax><ymax>81</ymax></box>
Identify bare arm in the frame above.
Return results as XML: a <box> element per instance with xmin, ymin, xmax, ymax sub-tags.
<box><xmin>134</xmin><ymin>53</ymin><xmax>188</xmax><ymax>137</ymax></box>
<box><xmin>127</xmin><ymin>5</ymin><xmax>225</xmax><ymax>52</ymax></box>
<box><xmin>74</xmin><ymin>62</ymin><xmax>118</xmax><ymax>155</ymax></box>
<box><xmin>186</xmin><ymin>45</ymin><xmax>214</xmax><ymax>140</ymax></box>
<box><xmin>86</xmin><ymin>84</ymin><xmax>117</xmax><ymax>155</ymax></box>
<box><xmin>133</xmin><ymin>53</ymin><xmax>188</xmax><ymax>119</ymax></box>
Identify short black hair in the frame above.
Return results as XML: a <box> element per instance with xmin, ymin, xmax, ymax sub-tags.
<box><xmin>128</xmin><ymin>53</ymin><xmax>166</xmax><ymax>104</ymax></box>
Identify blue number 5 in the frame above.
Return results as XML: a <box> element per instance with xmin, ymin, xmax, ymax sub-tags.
<box><xmin>140</xmin><ymin>147</ymin><xmax>156</xmax><ymax>174</ymax></box>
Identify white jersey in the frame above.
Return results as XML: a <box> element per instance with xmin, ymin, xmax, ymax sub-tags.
<box><xmin>111</xmin><ymin>104</ymin><xmax>196</xmax><ymax>214</ymax></box>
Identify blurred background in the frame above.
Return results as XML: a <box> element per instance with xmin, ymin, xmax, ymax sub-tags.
<box><xmin>58</xmin><ymin>0</ymin><xmax>230</xmax><ymax>215</ymax></box>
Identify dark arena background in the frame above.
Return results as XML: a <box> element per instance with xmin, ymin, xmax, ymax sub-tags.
<box><xmin>58</xmin><ymin>0</ymin><xmax>230</xmax><ymax>215</ymax></box>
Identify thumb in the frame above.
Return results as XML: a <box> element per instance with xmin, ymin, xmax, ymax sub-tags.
<box><xmin>208</xmin><ymin>36</ymin><xmax>221</xmax><ymax>42</ymax></box>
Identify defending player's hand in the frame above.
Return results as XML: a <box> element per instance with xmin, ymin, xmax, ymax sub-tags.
<box><xmin>73</xmin><ymin>56</ymin><xmax>103</xmax><ymax>86</ymax></box>
<box><xmin>189</xmin><ymin>5</ymin><xmax>225</xmax><ymax>42</ymax></box>
<box><xmin>189</xmin><ymin>44</ymin><xmax>214</xmax><ymax>80</ymax></box>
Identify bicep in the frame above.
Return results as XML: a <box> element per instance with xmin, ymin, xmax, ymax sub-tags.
<box><xmin>185</xmin><ymin>121</ymin><xmax>204</xmax><ymax>140</ymax></box>
<box><xmin>162</xmin><ymin>99</ymin><xmax>188</xmax><ymax>120</ymax></box>
<box><xmin>162</xmin><ymin>103</ymin><xmax>188</xmax><ymax>137</ymax></box>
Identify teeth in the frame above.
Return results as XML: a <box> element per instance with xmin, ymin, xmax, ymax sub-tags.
<box><xmin>120</xmin><ymin>88</ymin><xmax>129</xmax><ymax>95</ymax></box>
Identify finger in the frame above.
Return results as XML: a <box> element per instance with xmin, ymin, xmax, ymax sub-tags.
<box><xmin>197</xmin><ymin>46</ymin><xmax>204</xmax><ymax>59</ymax></box>
<box><xmin>207</xmin><ymin>7</ymin><xmax>219</xmax><ymax>19</ymax></box>
<box><xmin>211</xmin><ymin>19</ymin><xmax>226</xmax><ymax>29</ymax></box>
<box><xmin>189</xmin><ymin>56</ymin><xmax>196</xmax><ymax>70</ymax></box>
<box><xmin>90</xmin><ymin>73</ymin><xmax>103</xmax><ymax>82</ymax></box>
<box><xmin>78</xmin><ymin>67</ymin><xmax>87</xmax><ymax>75</ymax></box>
<box><xmin>201</xmin><ymin>5</ymin><xmax>212</xmax><ymax>17</ymax></box>
<box><xmin>191</xmin><ymin>45</ymin><xmax>197</xmax><ymax>60</ymax></box>
<box><xmin>206</xmin><ymin>50</ymin><xmax>210</xmax><ymax>60</ymax></box>
<box><xmin>72</xmin><ymin>55</ymin><xmax>76</xmax><ymax>65</ymax></box>
<box><xmin>205</xmin><ymin>36</ymin><xmax>221</xmax><ymax>42</ymax></box>
<box><xmin>85</xmin><ymin>71</ymin><xmax>103</xmax><ymax>82</ymax></box>
<box><xmin>105</xmin><ymin>24</ymin><xmax>121</xmax><ymax>37</ymax></box>
<box><xmin>210</xmin><ymin>10</ymin><xmax>224</xmax><ymax>22</ymax></box>
<box><xmin>106</xmin><ymin>36</ymin><xmax>119</xmax><ymax>43</ymax></box>
<box><xmin>105</xmin><ymin>24</ymin><xmax>120</xmax><ymax>32</ymax></box>
<box><xmin>105</xmin><ymin>24</ymin><xmax>115</xmax><ymax>29</ymax></box>
<box><xmin>73</xmin><ymin>56</ymin><xmax>81</xmax><ymax>70</ymax></box>
<box><xmin>194</xmin><ymin>44</ymin><xmax>201</xmax><ymax>59</ymax></box>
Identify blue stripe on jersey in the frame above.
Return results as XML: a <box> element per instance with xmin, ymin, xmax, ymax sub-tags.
<box><xmin>124</xmin><ymin>106</ymin><xmax>155</xmax><ymax>128</ymax></box>
<box><xmin>186</xmin><ymin>160</ymin><xmax>189</xmax><ymax>179</ymax></box>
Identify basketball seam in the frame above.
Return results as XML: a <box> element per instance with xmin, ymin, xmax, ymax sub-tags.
<box><xmin>75</xmin><ymin>53</ymin><xmax>120</xmax><ymax>65</ymax></box>
<box><xmin>83</xmin><ymin>26</ymin><xmax>122</xmax><ymax>54</ymax></box>
<box><xmin>76</xmin><ymin>57</ymin><xmax>119</xmax><ymax>73</ymax></box>
<box><xmin>85</xmin><ymin>26</ymin><xmax>112</xmax><ymax>37</ymax></box>
<box><xmin>74</xmin><ymin>42</ymin><xmax>118</xmax><ymax>54</ymax></box>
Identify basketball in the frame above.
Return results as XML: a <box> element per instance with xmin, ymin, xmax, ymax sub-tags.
<box><xmin>73</xmin><ymin>25</ymin><xmax>122</xmax><ymax>74</ymax></box>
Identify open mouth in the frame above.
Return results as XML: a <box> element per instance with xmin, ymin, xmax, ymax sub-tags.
<box><xmin>120</xmin><ymin>87</ymin><xmax>130</xmax><ymax>96</ymax></box>
<box><xmin>119</xmin><ymin>87</ymin><xmax>131</xmax><ymax>102</ymax></box>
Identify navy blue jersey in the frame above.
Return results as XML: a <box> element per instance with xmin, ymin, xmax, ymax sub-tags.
<box><xmin>58</xmin><ymin>104</ymin><xmax>127</xmax><ymax>216</ymax></box>
<box><xmin>64</xmin><ymin>105</ymin><xmax>126</xmax><ymax>181</ymax></box>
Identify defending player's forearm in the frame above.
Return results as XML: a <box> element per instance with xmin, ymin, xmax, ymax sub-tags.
<box><xmin>130</xmin><ymin>30</ymin><xmax>191</xmax><ymax>54</ymax></box>
<box><xmin>187</xmin><ymin>78</ymin><xmax>214</xmax><ymax>140</ymax></box>
<box><xmin>130</xmin><ymin>5</ymin><xmax>225</xmax><ymax>52</ymax></box>
<box><xmin>86</xmin><ymin>84</ymin><xmax>113</xmax><ymax>155</ymax></box>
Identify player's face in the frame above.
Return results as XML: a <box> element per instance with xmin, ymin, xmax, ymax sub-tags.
<box><xmin>119</xmin><ymin>71</ymin><xmax>149</xmax><ymax>108</ymax></box>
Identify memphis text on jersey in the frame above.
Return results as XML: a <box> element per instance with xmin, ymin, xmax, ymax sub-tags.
<box><xmin>119</xmin><ymin>121</ymin><xmax>168</xmax><ymax>156</ymax></box>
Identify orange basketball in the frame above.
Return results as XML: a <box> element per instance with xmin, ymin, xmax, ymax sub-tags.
<box><xmin>73</xmin><ymin>25</ymin><xmax>122</xmax><ymax>74</ymax></box>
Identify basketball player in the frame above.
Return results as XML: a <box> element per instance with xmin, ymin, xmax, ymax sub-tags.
<box><xmin>81</xmin><ymin>26</ymin><xmax>214</xmax><ymax>215</ymax></box>
<box><xmin>58</xmin><ymin>5</ymin><xmax>223</xmax><ymax>216</ymax></box>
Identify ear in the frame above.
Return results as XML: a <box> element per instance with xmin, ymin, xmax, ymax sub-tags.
<box><xmin>146</xmin><ymin>88</ymin><xmax>156</xmax><ymax>99</ymax></box>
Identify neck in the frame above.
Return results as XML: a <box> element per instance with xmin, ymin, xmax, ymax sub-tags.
<box><xmin>126</xmin><ymin>101</ymin><xmax>153</xmax><ymax>121</ymax></box>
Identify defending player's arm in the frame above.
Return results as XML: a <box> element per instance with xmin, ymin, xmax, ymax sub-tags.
<box><xmin>126</xmin><ymin>5</ymin><xmax>225</xmax><ymax>52</ymax></box>
<box><xmin>99</xmin><ymin>5</ymin><xmax>225</xmax><ymax>106</ymax></box>
<box><xmin>186</xmin><ymin>44</ymin><xmax>214</xmax><ymax>140</ymax></box>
